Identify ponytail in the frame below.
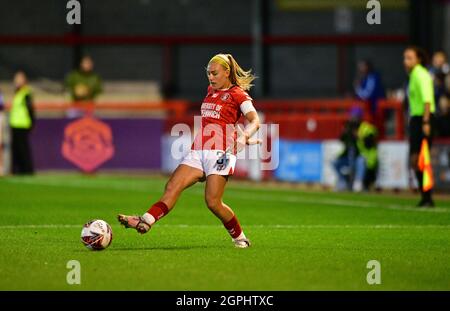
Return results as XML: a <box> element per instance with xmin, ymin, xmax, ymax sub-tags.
<box><xmin>208</xmin><ymin>53</ymin><xmax>256</xmax><ymax>91</ymax></box>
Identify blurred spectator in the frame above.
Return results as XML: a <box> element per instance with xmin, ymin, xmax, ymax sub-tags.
<box><xmin>0</xmin><ymin>90</ymin><xmax>4</xmax><ymax>110</ymax></box>
<box><xmin>65</xmin><ymin>56</ymin><xmax>102</xmax><ymax>117</ymax></box>
<box><xmin>429</xmin><ymin>51</ymin><xmax>449</xmax><ymax>111</ymax></box>
<box><xmin>436</xmin><ymin>94</ymin><xmax>450</xmax><ymax>137</ymax></box>
<box><xmin>9</xmin><ymin>71</ymin><xmax>35</xmax><ymax>175</ymax></box>
<box><xmin>333</xmin><ymin>107</ymin><xmax>378</xmax><ymax>192</ymax></box>
<box><xmin>0</xmin><ymin>89</ymin><xmax>4</xmax><ymax>113</ymax></box>
<box><xmin>334</xmin><ymin>111</ymin><xmax>359</xmax><ymax>191</ymax></box>
<box><xmin>353</xmin><ymin>60</ymin><xmax>385</xmax><ymax>122</ymax></box>
<box><xmin>355</xmin><ymin>119</ymin><xmax>378</xmax><ymax>191</ymax></box>
<box><xmin>428</xmin><ymin>51</ymin><xmax>450</xmax><ymax>137</ymax></box>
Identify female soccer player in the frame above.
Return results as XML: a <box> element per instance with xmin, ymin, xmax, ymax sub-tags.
<box><xmin>118</xmin><ymin>53</ymin><xmax>261</xmax><ymax>247</ymax></box>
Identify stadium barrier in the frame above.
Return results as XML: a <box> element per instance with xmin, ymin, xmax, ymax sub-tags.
<box><xmin>3</xmin><ymin>100</ymin><xmax>189</xmax><ymax>118</ymax></box>
<box><xmin>179</xmin><ymin>98</ymin><xmax>403</xmax><ymax>141</ymax></box>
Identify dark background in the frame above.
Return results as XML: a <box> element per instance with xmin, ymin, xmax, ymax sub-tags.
<box><xmin>0</xmin><ymin>0</ymin><xmax>447</xmax><ymax>99</ymax></box>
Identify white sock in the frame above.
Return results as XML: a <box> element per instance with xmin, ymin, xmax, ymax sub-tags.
<box><xmin>142</xmin><ymin>213</ymin><xmax>156</xmax><ymax>226</ymax></box>
<box><xmin>233</xmin><ymin>232</ymin><xmax>246</xmax><ymax>241</ymax></box>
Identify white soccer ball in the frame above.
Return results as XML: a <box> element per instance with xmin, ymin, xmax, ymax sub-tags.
<box><xmin>81</xmin><ymin>220</ymin><xmax>113</xmax><ymax>250</ymax></box>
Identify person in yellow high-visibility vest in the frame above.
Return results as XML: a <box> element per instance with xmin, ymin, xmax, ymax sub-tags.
<box><xmin>333</xmin><ymin>107</ymin><xmax>378</xmax><ymax>192</ymax></box>
<box><xmin>404</xmin><ymin>46</ymin><xmax>436</xmax><ymax>207</ymax></box>
<box><xmin>9</xmin><ymin>71</ymin><xmax>35</xmax><ymax>175</ymax></box>
<box><xmin>0</xmin><ymin>89</ymin><xmax>4</xmax><ymax>175</ymax></box>
<box><xmin>354</xmin><ymin>120</ymin><xmax>378</xmax><ymax>192</ymax></box>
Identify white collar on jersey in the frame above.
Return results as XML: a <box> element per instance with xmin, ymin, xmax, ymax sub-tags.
<box><xmin>217</xmin><ymin>85</ymin><xmax>234</xmax><ymax>91</ymax></box>
<box><xmin>211</xmin><ymin>84</ymin><xmax>235</xmax><ymax>92</ymax></box>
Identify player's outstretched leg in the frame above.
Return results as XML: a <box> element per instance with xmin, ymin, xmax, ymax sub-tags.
<box><xmin>205</xmin><ymin>174</ymin><xmax>250</xmax><ymax>248</ymax></box>
<box><xmin>118</xmin><ymin>201</ymin><xmax>169</xmax><ymax>234</ymax></box>
<box><xmin>118</xmin><ymin>164</ymin><xmax>204</xmax><ymax>234</ymax></box>
<box><xmin>117</xmin><ymin>214</ymin><xmax>152</xmax><ymax>234</ymax></box>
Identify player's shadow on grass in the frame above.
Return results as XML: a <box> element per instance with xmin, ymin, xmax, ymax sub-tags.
<box><xmin>106</xmin><ymin>245</ymin><xmax>223</xmax><ymax>251</ymax></box>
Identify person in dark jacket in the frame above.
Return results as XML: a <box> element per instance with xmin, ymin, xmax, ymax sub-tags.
<box><xmin>354</xmin><ymin>60</ymin><xmax>385</xmax><ymax>123</ymax></box>
<box><xmin>333</xmin><ymin>109</ymin><xmax>361</xmax><ymax>191</ymax></box>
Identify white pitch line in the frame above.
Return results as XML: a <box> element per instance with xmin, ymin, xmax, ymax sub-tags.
<box><xmin>3</xmin><ymin>178</ymin><xmax>154</xmax><ymax>192</ymax></box>
<box><xmin>224</xmin><ymin>190</ymin><xmax>450</xmax><ymax>213</ymax></box>
<box><xmin>4</xmin><ymin>178</ymin><xmax>450</xmax><ymax>213</ymax></box>
<box><xmin>0</xmin><ymin>224</ymin><xmax>449</xmax><ymax>230</ymax></box>
<box><xmin>0</xmin><ymin>224</ymin><xmax>81</xmax><ymax>229</ymax></box>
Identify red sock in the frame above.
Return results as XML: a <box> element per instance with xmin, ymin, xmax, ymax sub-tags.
<box><xmin>147</xmin><ymin>201</ymin><xmax>169</xmax><ymax>221</ymax></box>
<box><xmin>223</xmin><ymin>215</ymin><xmax>243</xmax><ymax>239</ymax></box>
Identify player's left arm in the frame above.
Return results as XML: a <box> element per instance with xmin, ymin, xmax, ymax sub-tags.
<box><xmin>240</xmin><ymin>110</ymin><xmax>261</xmax><ymax>144</ymax></box>
<box><xmin>234</xmin><ymin>100</ymin><xmax>261</xmax><ymax>153</ymax></box>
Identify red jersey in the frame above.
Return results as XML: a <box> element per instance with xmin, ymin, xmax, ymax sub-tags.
<box><xmin>192</xmin><ymin>85</ymin><xmax>253</xmax><ymax>152</ymax></box>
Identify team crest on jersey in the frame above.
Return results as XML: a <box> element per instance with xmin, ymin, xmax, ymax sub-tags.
<box><xmin>221</xmin><ymin>93</ymin><xmax>230</xmax><ymax>101</ymax></box>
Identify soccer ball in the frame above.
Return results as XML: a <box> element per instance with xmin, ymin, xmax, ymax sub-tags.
<box><xmin>81</xmin><ymin>220</ymin><xmax>113</xmax><ymax>250</ymax></box>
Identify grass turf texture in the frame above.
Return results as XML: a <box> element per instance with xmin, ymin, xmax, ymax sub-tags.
<box><xmin>0</xmin><ymin>173</ymin><xmax>449</xmax><ymax>290</ymax></box>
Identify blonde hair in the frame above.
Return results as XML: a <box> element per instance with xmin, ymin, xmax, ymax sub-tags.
<box><xmin>208</xmin><ymin>53</ymin><xmax>256</xmax><ymax>91</ymax></box>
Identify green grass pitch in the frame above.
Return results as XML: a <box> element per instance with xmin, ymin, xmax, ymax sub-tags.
<box><xmin>0</xmin><ymin>173</ymin><xmax>449</xmax><ymax>290</ymax></box>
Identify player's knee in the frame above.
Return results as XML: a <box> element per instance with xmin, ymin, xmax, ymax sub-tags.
<box><xmin>205</xmin><ymin>194</ymin><xmax>221</xmax><ymax>210</ymax></box>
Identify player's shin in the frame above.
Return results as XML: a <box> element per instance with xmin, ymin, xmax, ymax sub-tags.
<box><xmin>142</xmin><ymin>201</ymin><xmax>169</xmax><ymax>225</ymax></box>
<box><xmin>223</xmin><ymin>214</ymin><xmax>246</xmax><ymax>240</ymax></box>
